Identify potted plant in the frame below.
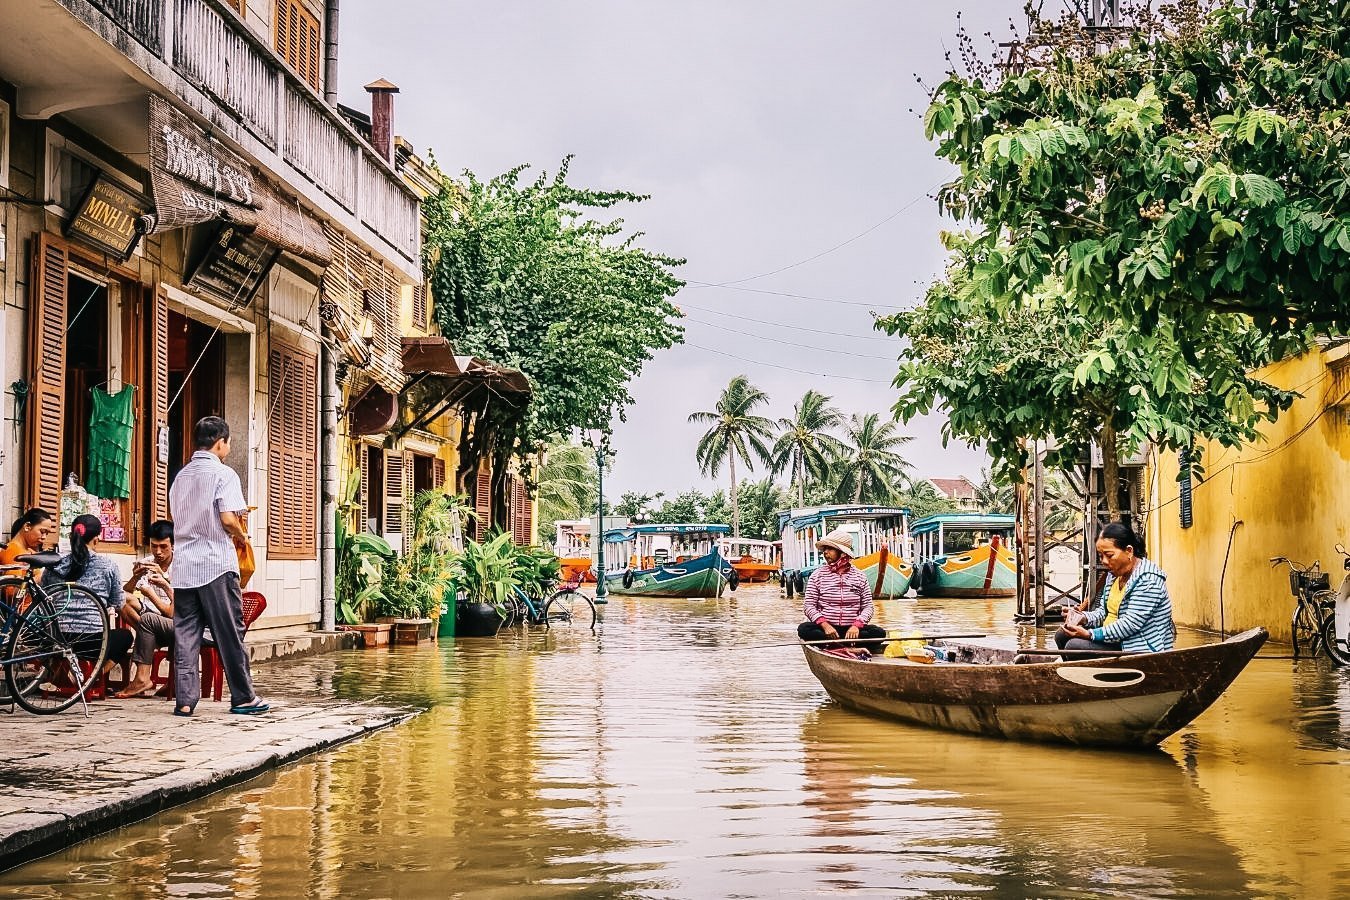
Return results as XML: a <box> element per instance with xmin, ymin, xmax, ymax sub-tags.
<box><xmin>451</xmin><ymin>532</ymin><xmax>519</xmax><ymax>637</ymax></box>
<box><xmin>382</xmin><ymin>489</ymin><xmax>467</xmax><ymax>644</ymax></box>
<box><xmin>335</xmin><ymin>513</ymin><xmax>397</xmax><ymax>649</ymax></box>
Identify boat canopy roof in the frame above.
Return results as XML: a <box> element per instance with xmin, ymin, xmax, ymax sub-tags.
<box><xmin>910</xmin><ymin>512</ymin><xmax>1014</xmax><ymax>535</ymax></box>
<box><xmin>718</xmin><ymin>537</ymin><xmax>775</xmax><ymax>548</ymax></box>
<box><xmin>604</xmin><ymin>523</ymin><xmax>731</xmax><ymax>542</ymax></box>
<box><xmin>777</xmin><ymin>504</ymin><xmax>911</xmax><ymax>532</ymax></box>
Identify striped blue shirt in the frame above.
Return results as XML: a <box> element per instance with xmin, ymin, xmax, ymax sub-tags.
<box><xmin>1083</xmin><ymin>558</ymin><xmax>1175</xmax><ymax>652</ymax></box>
<box><xmin>169</xmin><ymin>451</ymin><xmax>247</xmax><ymax>589</ymax></box>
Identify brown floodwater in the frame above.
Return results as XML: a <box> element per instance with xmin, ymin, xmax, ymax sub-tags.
<box><xmin>4</xmin><ymin>584</ymin><xmax>1350</xmax><ymax>898</ymax></box>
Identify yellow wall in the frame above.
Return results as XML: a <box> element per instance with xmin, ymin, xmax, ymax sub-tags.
<box><xmin>1145</xmin><ymin>344</ymin><xmax>1350</xmax><ymax>642</ymax></box>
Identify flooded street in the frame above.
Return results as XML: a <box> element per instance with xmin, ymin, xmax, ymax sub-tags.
<box><xmin>5</xmin><ymin>584</ymin><xmax>1350</xmax><ymax>898</ymax></box>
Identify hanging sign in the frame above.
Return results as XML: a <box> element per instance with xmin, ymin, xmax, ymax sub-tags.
<box><xmin>187</xmin><ymin>223</ymin><xmax>279</xmax><ymax>306</ymax></box>
<box><xmin>65</xmin><ymin>174</ymin><xmax>146</xmax><ymax>260</ymax></box>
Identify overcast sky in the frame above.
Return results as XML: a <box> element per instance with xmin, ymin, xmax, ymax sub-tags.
<box><xmin>341</xmin><ymin>1</ymin><xmax>1020</xmax><ymax>499</ymax></box>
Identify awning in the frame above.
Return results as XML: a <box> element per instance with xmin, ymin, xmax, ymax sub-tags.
<box><xmin>140</xmin><ymin>95</ymin><xmax>331</xmax><ymax>266</ymax></box>
<box><xmin>402</xmin><ymin>337</ymin><xmax>531</xmax><ymax>394</ymax></box>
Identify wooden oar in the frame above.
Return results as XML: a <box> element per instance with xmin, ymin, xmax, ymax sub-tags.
<box><xmin>746</xmin><ymin>632</ymin><xmax>988</xmax><ymax>651</ymax></box>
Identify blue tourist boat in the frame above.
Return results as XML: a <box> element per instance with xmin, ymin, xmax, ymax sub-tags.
<box><xmin>911</xmin><ymin>513</ymin><xmax>1017</xmax><ymax>598</ymax></box>
<box><xmin>602</xmin><ymin>524</ymin><xmax>734</xmax><ymax>598</ymax></box>
<box><xmin>777</xmin><ymin>505</ymin><xmax>914</xmax><ymax>599</ymax></box>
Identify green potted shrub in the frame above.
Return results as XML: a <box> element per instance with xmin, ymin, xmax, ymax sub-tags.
<box><xmin>382</xmin><ymin>489</ymin><xmax>467</xmax><ymax>644</ymax></box>
<box><xmin>335</xmin><ymin>514</ymin><xmax>397</xmax><ymax>648</ymax></box>
<box><xmin>452</xmin><ymin>532</ymin><xmax>519</xmax><ymax>637</ymax></box>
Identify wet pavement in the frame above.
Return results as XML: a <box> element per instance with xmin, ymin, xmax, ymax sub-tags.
<box><xmin>2</xmin><ymin>584</ymin><xmax>1349</xmax><ymax>897</ymax></box>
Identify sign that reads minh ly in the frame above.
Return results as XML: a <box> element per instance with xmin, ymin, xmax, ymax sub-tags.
<box><xmin>65</xmin><ymin>175</ymin><xmax>146</xmax><ymax>260</ymax></box>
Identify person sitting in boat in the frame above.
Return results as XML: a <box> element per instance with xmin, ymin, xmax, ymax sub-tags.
<box><xmin>797</xmin><ymin>529</ymin><xmax>886</xmax><ymax>646</ymax></box>
<box><xmin>1057</xmin><ymin>522</ymin><xmax>1175</xmax><ymax>654</ymax></box>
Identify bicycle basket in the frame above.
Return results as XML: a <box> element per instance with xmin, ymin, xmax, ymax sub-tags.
<box><xmin>1301</xmin><ymin>572</ymin><xmax>1331</xmax><ymax>593</ymax></box>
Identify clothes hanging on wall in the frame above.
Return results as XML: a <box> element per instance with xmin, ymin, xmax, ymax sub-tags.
<box><xmin>86</xmin><ymin>385</ymin><xmax>135</xmax><ymax>500</ymax></box>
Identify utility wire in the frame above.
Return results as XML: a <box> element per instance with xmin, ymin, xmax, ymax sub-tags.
<box><xmin>693</xmin><ymin>188</ymin><xmax>935</xmax><ymax>287</ymax></box>
<box><xmin>678</xmin><ymin>300</ymin><xmax>897</xmax><ymax>341</ymax></box>
<box><xmin>683</xmin><ymin>342</ymin><xmax>894</xmax><ymax>384</ymax></box>
<box><xmin>683</xmin><ymin>316</ymin><xmax>897</xmax><ymax>361</ymax></box>
<box><xmin>684</xmin><ymin>280</ymin><xmax>906</xmax><ymax>309</ymax></box>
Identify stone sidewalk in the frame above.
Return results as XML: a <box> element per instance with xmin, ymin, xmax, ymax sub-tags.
<box><xmin>0</xmin><ymin>661</ymin><xmax>420</xmax><ymax>871</ymax></box>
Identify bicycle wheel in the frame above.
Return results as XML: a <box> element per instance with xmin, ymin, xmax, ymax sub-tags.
<box><xmin>1293</xmin><ymin>600</ymin><xmax>1324</xmax><ymax>659</ymax></box>
<box><xmin>0</xmin><ymin>577</ymin><xmax>32</xmax><ymax>704</ymax></box>
<box><xmin>1319</xmin><ymin>594</ymin><xmax>1350</xmax><ymax>666</ymax></box>
<box><xmin>544</xmin><ymin>588</ymin><xmax>597</xmax><ymax>630</ymax></box>
<box><xmin>6</xmin><ymin>584</ymin><xmax>109</xmax><ymax>714</ymax></box>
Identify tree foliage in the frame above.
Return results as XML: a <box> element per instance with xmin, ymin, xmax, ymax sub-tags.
<box><xmin>689</xmin><ymin>375</ymin><xmax>775</xmax><ymax>536</ymax></box>
<box><xmin>535</xmin><ymin>441</ymin><xmax>597</xmax><ymax>546</ymax></box>
<box><xmin>769</xmin><ymin>390</ymin><xmax>846</xmax><ymax>507</ymax></box>
<box><xmin>923</xmin><ymin>1</ymin><xmax>1350</xmax><ymax>336</ymax></box>
<box><xmin>834</xmin><ymin>413</ymin><xmax>914</xmax><ymax>505</ymax></box>
<box><xmin>423</xmin><ymin>158</ymin><xmax>685</xmax><ymax>504</ymax></box>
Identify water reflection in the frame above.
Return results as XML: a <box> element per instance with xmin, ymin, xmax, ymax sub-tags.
<box><xmin>4</xmin><ymin>586</ymin><xmax>1350</xmax><ymax>897</ymax></box>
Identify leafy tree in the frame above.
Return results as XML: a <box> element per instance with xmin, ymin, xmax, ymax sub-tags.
<box><xmin>615</xmin><ymin>491</ymin><xmax>662</xmax><ymax>520</ymax></box>
<box><xmin>703</xmin><ymin>489</ymin><xmax>731</xmax><ymax>528</ymax></box>
<box><xmin>973</xmin><ymin>468</ymin><xmax>1014</xmax><ymax>515</ymax></box>
<box><xmin>422</xmin><ymin>158</ymin><xmax>684</xmax><ymax>526</ymax></box>
<box><xmin>922</xmin><ymin>1</ymin><xmax>1350</xmax><ymax>339</ymax></box>
<box><xmin>650</xmin><ymin>489</ymin><xmax>711</xmax><ymax>525</ymax></box>
<box><xmin>535</xmin><ymin>441</ymin><xmax>597</xmax><ymax>546</ymax></box>
<box><xmin>894</xmin><ymin>479</ymin><xmax>960</xmax><ymax>521</ymax></box>
<box><xmin>770</xmin><ymin>390</ymin><xmax>846</xmax><ymax>507</ymax></box>
<box><xmin>735</xmin><ymin>478</ymin><xmax>790</xmax><ymax>542</ymax></box>
<box><xmin>689</xmin><ymin>376</ymin><xmax>775</xmax><ymax>536</ymax></box>
<box><xmin>835</xmin><ymin>413</ymin><xmax>914</xmax><ymax>505</ymax></box>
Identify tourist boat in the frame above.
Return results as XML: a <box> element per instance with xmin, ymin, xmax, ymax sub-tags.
<box><xmin>716</xmin><ymin>537</ymin><xmax>780</xmax><ymax>584</ymax></box>
<box><xmin>800</xmin><ymin>627</ymin><xmax>1268</xmax><ymax>748</ymax></box>
<box><xmin>602</xmin><ymin>524</ymin><xmax>734</xmax><ymax>598</ymax></box>
<box><xmin>778</xmin><ymin>505</ymin><xmax>913</xmax><ymax>599</ymax></box>
<box><xmin>553</xmin><ymin>519</ymin><xmax>596</xmax><ymax>583</ymax></box>
<box><xmin>911</xmin><ymin>513</ymin><xmax>1016</xmax><ymax>598</ymax></box>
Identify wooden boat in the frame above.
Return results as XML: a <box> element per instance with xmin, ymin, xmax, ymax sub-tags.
<box><xmin>912</xmin><ymin>513</ymin><xmax>1016</xmax><ymax>598</ymax></box>
<box><xmin>716</xmin><ymin>538</ymin><xmax>780</xmax><ymax>584</ymax></box>
<box><xmin>801</xmin><ymin>627</ymin><xmax>1268</xmax><ymax>748</ymax></box>
<box><xmin>552</xmin><ymin>519</ymin><xmax>596</xmax><ymax>583</ymax></box>
<box><xmin>602</xmin><ymin>524</ymin><xmax>732</xmax><ymax>598</ymax></box>
<box><xmin>778</xmin><ymin>505</ymin><xmax>913</xmax><ymax>598</ymax></box>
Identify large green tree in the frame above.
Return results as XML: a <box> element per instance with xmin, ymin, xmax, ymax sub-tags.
<box><xmin>923</xmin><ymin>1</ymin><xmax>1350</xmax><ymax>339</ymax></box>
<box><xmin>689</xmin><ymin>376</ymin><xmax>775</xmax><ymax>537</ymax></box>
<box><xmin>534</xmin><ymin>441</ymin><xmax>597</xmax><ymax>546</ymax></box>
<box><xmin>422</xmin><ymin>158</ymin><xmax>684</xmax><ymax>521</ymax></box>
<box><xmin>835</xmin><ymin>413</ymin><xmax>914</xmax><ymax>505</ymax></box>
<box><xmin>735</xmin><ymin>478</ymin><xmax>789</xmax><ymax>542</ymax></box>
<box><xmin>770</xmin><ymin>390</ymin><xmax>846</xmax><ymax>508</ymax></box>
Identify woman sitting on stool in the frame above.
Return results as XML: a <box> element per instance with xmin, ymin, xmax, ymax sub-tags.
<box><xmin>1057</xmin><ymin>522</ymin><xmax>1175</xmax><ymax>656</ymax></box>
<box><xmin>42</xmin><ymin>514</ymin><xmax>134</xmax><ymax>673</ymax></box>
<box><xmin>797</xmin><ymin>529</ymin><xmax>886</xmax><ymax>646</ymax></box>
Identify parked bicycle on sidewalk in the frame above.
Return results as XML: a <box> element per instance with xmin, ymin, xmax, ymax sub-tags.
<box><xmin>1272</xmin><ymin>554</ymin><xmax>1340</xmax><ymax>662</ymax></box>
<box><xmin>1319</xmin><ymin>543</ymin><xmax>1350</xmax><ymax>666</ymax></box>
<box><xmin>507</xmin><ymin>579</ymin><xmax>598</xmax><ymax>630</ymax></box>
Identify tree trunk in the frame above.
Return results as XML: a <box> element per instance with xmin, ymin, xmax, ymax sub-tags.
<box><xmin>730</xmin><ymin>452</ymin><xmax>740</xmax><ymax>538</ymax></box>
<box><xmin>796</xmin><ymin>452</ymin><xmax>805</xmax><ymax>508</ymax></box>
<box><xmin>853</xmin><ymin>462</ymin><xmax>863</xmax><ymax>505</ymax></box>
<box><xmin>1099</xmin><ymin>419</ymin><xmax>1121</xmax><ymax>521</ymax></box>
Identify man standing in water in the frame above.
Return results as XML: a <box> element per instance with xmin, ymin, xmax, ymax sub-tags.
<box><xmin>169</xmin><ymin>416</ymin><xmax>268</xmax><ymax>716</ymax></box>
<box><xmin>797</xmin><ymin>529</ymin><xmax>887</xmax><ymax>646</ymax></box>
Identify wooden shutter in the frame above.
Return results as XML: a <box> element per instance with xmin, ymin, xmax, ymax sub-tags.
<box><xmin>357</xmin><ymin>444</ymin><xmax>369</xmax><ymax>533</ymax></box>
<box><xmin>149</xmin><ymin>286</ymin><xmax>170</xmax><ymax>522</ymax></box>
<box><xmin>403</xmin><ymin>449</ymin><xmax>415</xmax><ymax>535</ymax></box>
<box><xmin>432</xmin><ymin>457</ymin><xmax>446</xmax><ymax>490</ymax></box>
<box><xmin>475</xmin><ymin>465</ymin><xmax>492</xmax><ymax>540</ymax></box>
<box><xmin>385</xmin><ymin>450</ymin><xmax>405</xmax><ymax>536</ymax></box>
<box><xmin>411</xmin><ymin>285</ymin><xmax>428</xmax><ymax>331</ymax></box>
<box><xmin>266</xmin><ymin>342</ymin><xmax>318</xmax><ymax>559</ymax></box>
<box><xmin>275</xmin><ymin>0</ymin><xmax>322</xmax><ymax>91</ymax></box>
<box><xmin>27</xmin><ymin>235</ymin><xmax>68</xmax><ymax>513</ymax></box>
<box><xmin>522</xmin><ymin>491</ymin><xmax>534</xmax><ymax>548</ymax></box>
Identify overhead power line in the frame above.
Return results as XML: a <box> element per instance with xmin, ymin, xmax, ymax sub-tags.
<box><xmin>683</xmin><ymin>342</ymin><xmax>895</xmax><ymax>384</ymax></box>
<box><xmin>677</xmin><ymin>301</ymin><xmax>897</xmax><ymax>342</ymax></box>
<box><xmin>683</xmin><ymin>280</ymin><xmax>906</xmax><ymax>309</ymax></box>
<box><xmin>684</xmin><ymin>316</ymin><xmax>897</xmax><ymax>361</ymax></box>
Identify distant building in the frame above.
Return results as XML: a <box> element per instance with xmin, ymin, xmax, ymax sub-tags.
<box><xmin>926</xmin><ymin>477</ymin><xmax>979</xmax><ymax>510</ymax></box>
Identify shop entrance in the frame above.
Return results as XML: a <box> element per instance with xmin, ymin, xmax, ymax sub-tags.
<box><xmin>167</xmin><ymin>311</ymin><xmax>226</xmax><ymax>483</ymax></box>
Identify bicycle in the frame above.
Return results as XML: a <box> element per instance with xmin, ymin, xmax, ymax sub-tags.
<box><xmin>0</xmin><ymin>551</ymin><xmax>111</xmax><ymax>714</ymax></box>
<box><xmin>507</xmin><ymin>580</ymin><xmax>597</xmax><ymax>630</ymax></box>
<box><xmin>1271</xmin><ymin>555</ymin><xmax>1336</xmax><ymax>660</ymax></box>
<box><xmin>1320</xmin><ymin>543</ymin><xmax>1350</xmax><ymax>666</ymax></box>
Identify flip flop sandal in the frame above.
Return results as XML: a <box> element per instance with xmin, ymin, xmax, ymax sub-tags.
<box><xmin>173</xmin><ymin>706</ymin><xmax>194</xmax><ymax>717</ymax></box>
<box><xmin>230</xmin><ymin>699</ymin><xmax>270</xmax><ymax>715</ymax></box>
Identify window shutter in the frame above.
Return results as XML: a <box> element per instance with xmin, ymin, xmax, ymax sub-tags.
<box><xmin>432</xmin><ymin>457</ymin><xmax>446</xmax><ymax>490</ymax></box>
<box><xmin>411</xmin><ymin>285</ymin><xmax>428</xmax><ymax>331</ymax></box>
<box><xmin>385</xmin><ymin>450</ymin><xmax>405</xmax><ymax>536</ymax></box>
<box><xmin>475</xmin><ymin>466</ymin><xmax>492</xmax><ymax>540</ymax></box>
<box><xmin>266</xmin><ymin>342</ymin><xmax>318</xmax><ymax>559</ymax></box>
<box><xmin>403</xmin><ymin>449</ymin><xmax>415</xmax><ymax>535</ymax></box>
<box><xmin>357</xmin><ymin>444</ymin><xmax>369</xmax><ymax>533</ymax></box>
<box><xmin>27</xmin><ymin>235</ymin><xmax>68</xmax><ymax>512</ymax></box>
<box><xmin>149</xmin><ymin>286</ymin><xmax>170</xmax><ymax>522</ymax></box>
<box><xmin>523</xmin><ymin>491</ymin><xmax>534</xmax><ymax>547</ymax></box>
<box><xmin>274</xmin><ymin>0</ymin><xmax>322</xmax><ymax>92</ymax></box>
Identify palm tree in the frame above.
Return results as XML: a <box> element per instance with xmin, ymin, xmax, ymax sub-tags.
<box><xmin>534</xmin><ymin>441</ymin><xmax>596</xmax><ymax>545</ymax></box>
<box><xmin>688</xmin><ymin>375</ymin><xmax>775</xmax><ymax>536</ymax></box>
<box><xmin>974</xmin><ymin>467</ymin><xmax>1015</xmax><ymax>514</ymax></box>
<box><xmin>836</xmin><ymin>413</ymin><xmax>914</xmax><ymax>505</ymax></box>
<box><xmin>770</xmin><ymin>390</ymin><xmax>845</xmax><ymax>507</ymax></box>
<box><xmin>736</xmin><ymin>478</ymin><xmax>790</xmax><ymax>541</ymax></box>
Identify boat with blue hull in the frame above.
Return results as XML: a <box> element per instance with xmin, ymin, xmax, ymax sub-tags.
<box><xmin>602</xmin><ymin>524</ymin><xmax>734</xmax><ymax>598</ymax></box>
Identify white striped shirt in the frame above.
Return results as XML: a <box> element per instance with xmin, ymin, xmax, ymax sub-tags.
<box><xmin>169</xmin><ymin>451</ymin><xmax>246</xmax><ymax>589</ymax></box>
<box><xmin>803</xmin><ymin>563</ymin><xmax>874</xmax><ymax>627</ymax></box>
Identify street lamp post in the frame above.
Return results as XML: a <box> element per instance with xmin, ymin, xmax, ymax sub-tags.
<box><xmin>587</xmin><ymin>429</ymin><xmax>609</xmax><ymax>604</ymax></box>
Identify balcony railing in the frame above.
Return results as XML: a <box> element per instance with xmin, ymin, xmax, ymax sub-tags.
<box><xmin>78</xmin><ymin>0</ymin><xmax>419</xmax><ymax>265</ymax></box>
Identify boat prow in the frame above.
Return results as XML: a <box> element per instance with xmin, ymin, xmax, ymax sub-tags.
<box><xmin>801</xmin><ymin>627</ymin><xmax>1268</xmax><ymax>749</ymax></box>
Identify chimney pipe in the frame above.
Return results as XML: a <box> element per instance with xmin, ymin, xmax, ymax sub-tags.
<box><xmin>364</xmin><ymin>78</ymin><xmax>399</xmax><ymax>162</ymax></box>
<box><xmin>323</xmin><ymin>0</ymin><xmax>339</xmax><ymax>105</ymax></box>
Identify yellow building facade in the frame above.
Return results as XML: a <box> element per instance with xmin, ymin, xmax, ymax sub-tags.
<box><xmin>1145</xmin><ymin>342</ymin><xmax>1350</xmax><ymax>642</ymax></box>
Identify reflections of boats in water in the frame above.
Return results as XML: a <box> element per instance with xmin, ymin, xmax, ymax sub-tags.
<box><xmin>2</xmin><ymin>584</ymin><xmax>1350</xmax><ymax>897</ymax></box>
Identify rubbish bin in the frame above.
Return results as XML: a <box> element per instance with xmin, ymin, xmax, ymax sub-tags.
<box><xmin>437</xmin><ymin>586</ymin><xmax>458</xmax><ymax>639</ymax></box>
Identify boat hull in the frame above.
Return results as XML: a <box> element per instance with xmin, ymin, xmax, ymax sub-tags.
<box><xmin>731</xmin><ymin>561</ymin><xmax>778</xmax><ymax>583</ymax></box>
<box><xmin>801</xmin><ymin>627</ymin><xmax>1267</xmax><ymax>748</ymax></box>
<box><xmin>559</xmin><ymin>557</ymin><xmax>596</xmax><ymax>584</ymax></box>
<box><xmin>605</xmin><ymin>552</ymin><xmax>729</xmax><ymax>598</ymax></box>
<box><xmin>853</xmin><ymin>551</ymin><xmax>913</xmax><ymax>598</ymax></box>
<box><xmin>918</xmin><ymin>545</ymin><xmax>1015</xmax><ymax>598</ymax></box>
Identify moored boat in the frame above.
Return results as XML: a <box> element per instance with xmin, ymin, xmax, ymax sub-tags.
<box><xmin>602</xmin><ymin>524</ymin><xmax>733</xmax><ymax>598</ymax></box>
<box><xmin>800</xmin><ymin>627</ymin><xmax>1268</xmax><ymax>748</ymax></box>
<box><xmin>717</xmin><ymin>537</ymin><xmax>780</xmax><ymax>584</ymax></box>
<box><xmin>553</xmin><ymin>519</ymin><xmax>596</xmax><ymax>583</ymax></box>
<box><xmin>911</xmin><ymin>513</ymin><xmax>1016</xmax><ymax>598</ymax></box>
<box><xmin>778</xmin><ymin>505</ymin><xmax>913</xmax><ymax>598</ymax></box>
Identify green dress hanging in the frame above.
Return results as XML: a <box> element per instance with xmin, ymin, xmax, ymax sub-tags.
<box><xmin>86</xmin><ymin>385</ymin><xmax>135</xmax><ymax>500</ymax></box>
